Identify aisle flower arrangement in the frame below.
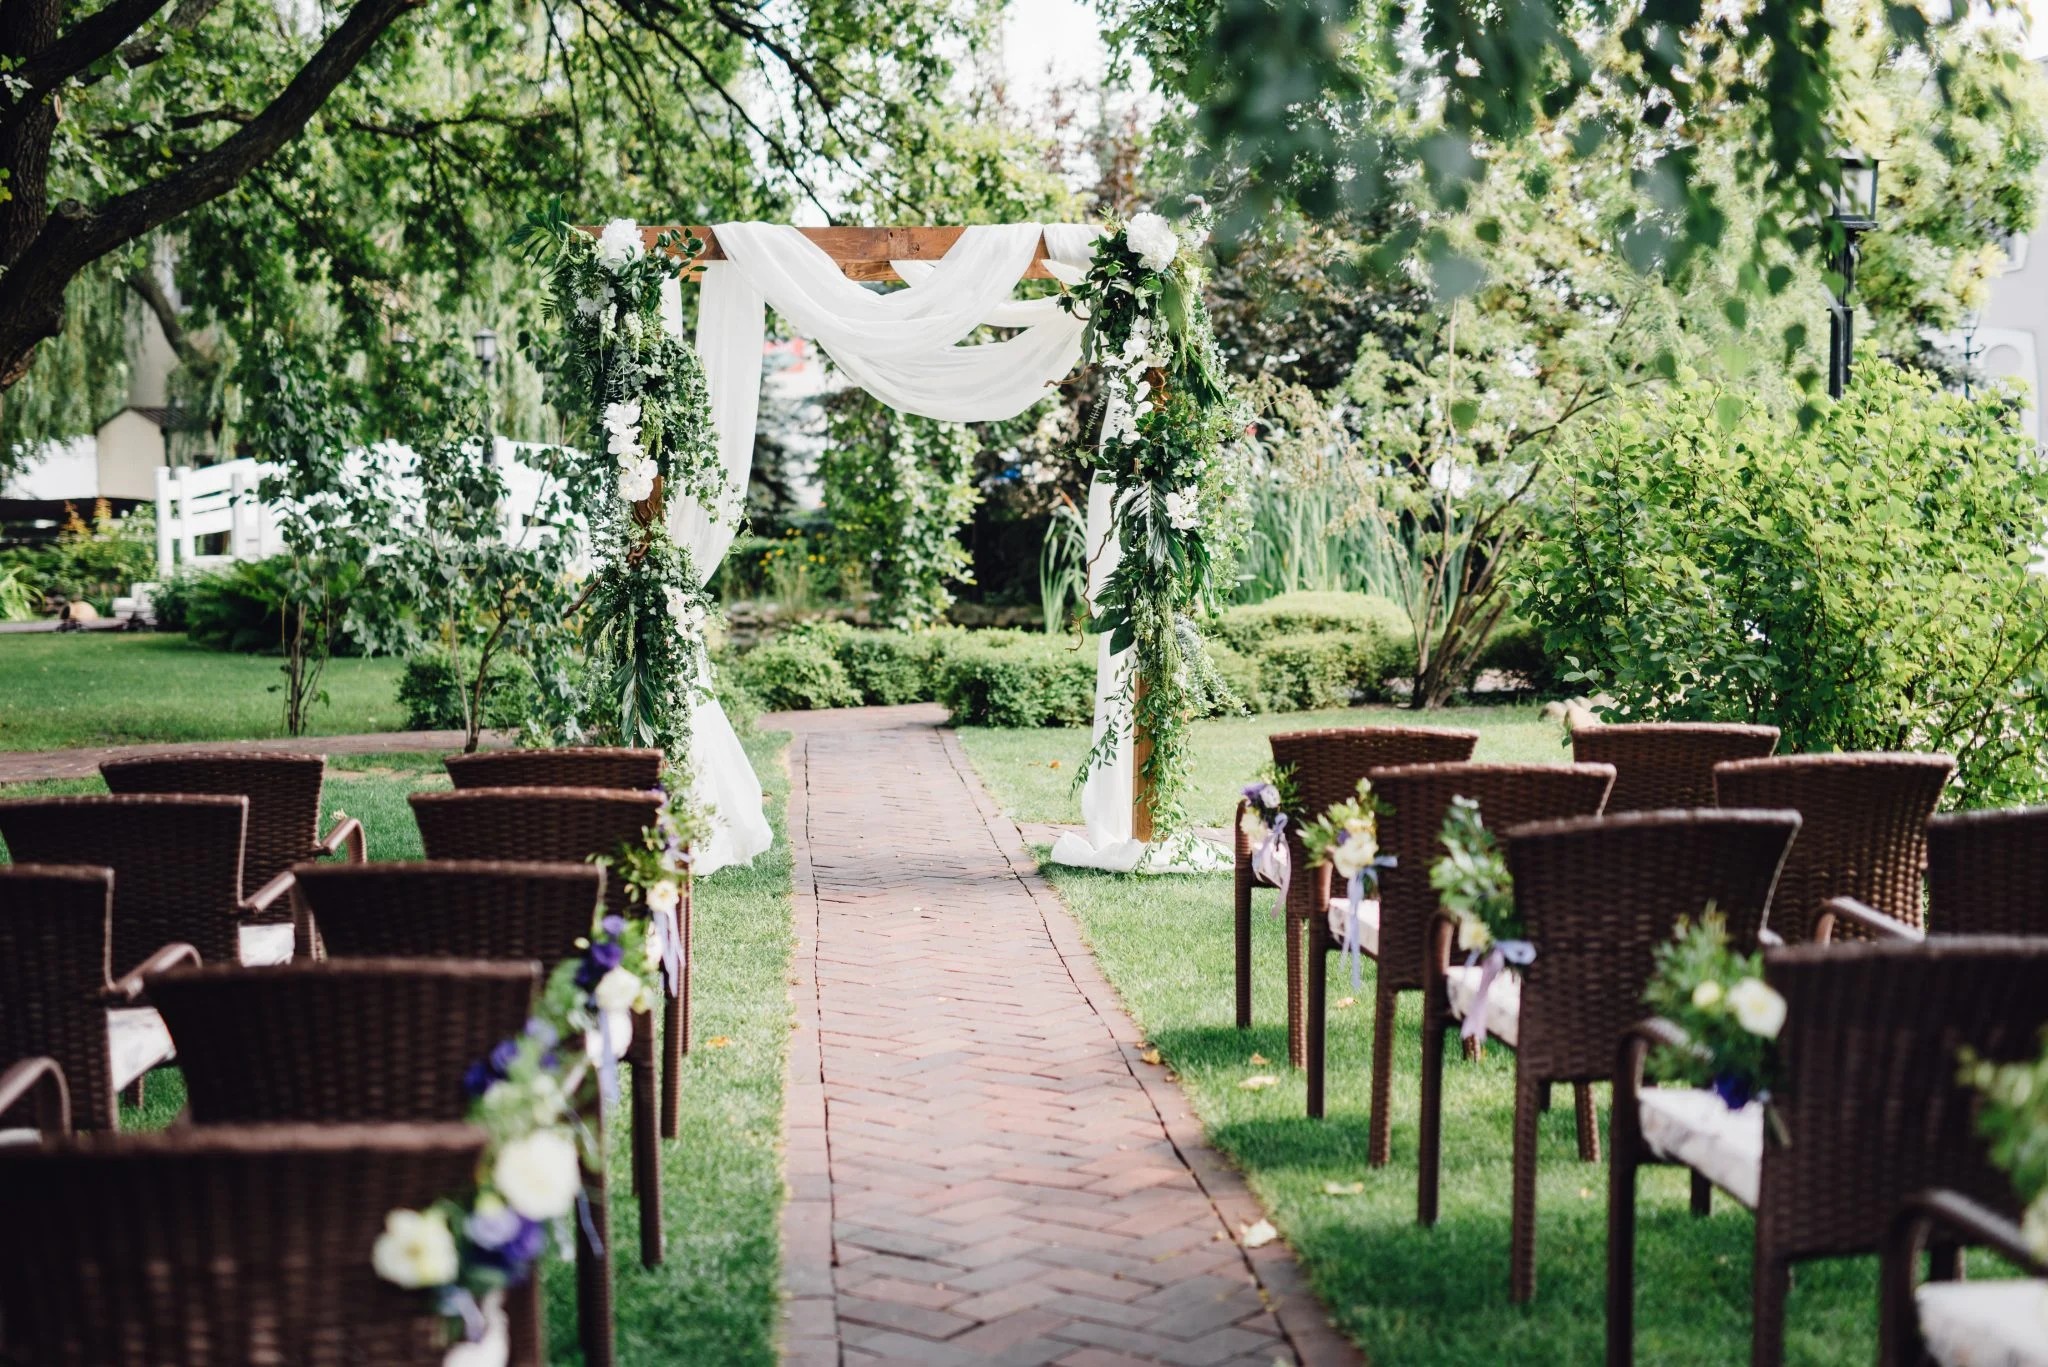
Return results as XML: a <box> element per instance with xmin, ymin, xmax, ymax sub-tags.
<box><xmin>1299</xmin><ymin>779</ymin><xmax>1395</xmax><ymax>988</ymax></box>
<box><xmin>1641</xmin><ymin>913</ymin><xmax>1787</xmax><ymax>1113</ymax></box>
<box><xmin>370</xmin><ymin>789</ymin><xmax>699</xmax><ymax>1357</ymax></box>
<box><xmin>1059</xmin><ymin>207</ymin><xmax>1251</xmax><ymax>845</ymax></box>
<box><xmin>514</xmin><ymin>207</ymin><xmax>731</xmax><ymax>770</ymax></box>
<box><xmin>1429</xmin><ymin>797</ymin><xmax>1527</xmax><ymax>1041</ymax></box>
<box><xmin>1238</xmin><ymin>763</ymin><xmax>1300</xmax><ymax>900</ymax></box>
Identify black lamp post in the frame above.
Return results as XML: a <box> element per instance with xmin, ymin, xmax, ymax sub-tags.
<box><xmin>1826</xmin><ymin>149</ymin><xmax>1880</xmax><ymax>399</ymax></box>
<box><xmin>471</xmin><ymin>325</ymin><xmax>499</xmax><ymax>386</ymax></box>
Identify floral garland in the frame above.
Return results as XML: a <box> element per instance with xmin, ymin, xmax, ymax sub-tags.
<box><xmin>1962</xmin><ymin>1039</ymin><xmax>2048</xmax><ymax>1270</ymax></box>
<box><xmin>1298</xmin><ymin>779</ymin><xmax>1395</xmax><ymax>989</ymax></box>
<box><xmin>514</xmin><ymin>207</ymin><xmax>732</xmax><ymax>768</ymax></box>
<box><xmin>1058</xmin><ymin>208</ymin><xmax>1250</xmax><ymax>844</ymax></box>
<box><xmin>1429</xmin><ymin>797</ymin><xmax>1528</xmax><ymax>1041</ymax></box>
<box><xmin>1641</xmin><ymin>913</ymin><xmax>1787</xmax><ymax>1115</ymax></box>
<box><xmin>371</xmin><ymin>788</ymin><xmax>700</xmax><ymax>1355</ymax></box>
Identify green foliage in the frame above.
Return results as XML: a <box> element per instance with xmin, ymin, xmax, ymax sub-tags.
<box><xmin>1430</xmin><ymin>797</ymin><xmax>1520</xmax><ymax>951</ymax></box>
<box><xmin>1642</xmin><ymin>915</ymin><xmax>1785</xmax><ymax>1109</ymax></box>
<box><xmin>1516</xmin><ymin>366</ymin><xmax>2048</xmax><ymax>808</ymax></box>
<box><xmin>0</xmin><ymin>261</ymin><xmax>130</xmax><ymax>482</ymax></box>
<box><xmin>177</xmin><ymin>555</ymin><xmax>366</xmax><ymax>657</ymax></box>
<box><xmin>936</xmin><ymin>632</ymin><xmax>1099</xmax><ymax>729</ymax></box>
<box><xmin>395</xmin><ymin>650</ymin><xmax>537</xmax><ymax>733</ymax></box>
<box><xmin>1963</xmin><ymin>1041</ymin><xmax>2048</xmax><ymax>1236</ymax></box>
<box><xmin>1038</xmin><ymin>499</ymin><xmax>1090</xmax><ymax>636</ymax></box>
<box><xmin>820</xmin><ymin>392</ymin><xmax>981</xmax><ymax>629</ymax></box>
<box><xmin>1473</xmin><ymin>618</ymin><xmax>1560</xmax><ymax>696</ymax></box>
<box><xmin>1211</xmin><ymin>590</ymin><xmax>1411</xmax><ymax>655</ymax></box>
<box><xmin>726</xmin><ymin>634</ymin><xmax>862</xmax><ymax>714</ymax></box>
<box><xmin>0</xmin><ymin>501</ymin><xmax>157</xmax><ymax>613</ymax></box>
<box><xmin>1214</xmin><ymin>632</ymin><xmax>1397</xmax><ymax>713</ymax></box>
<box><xmin>0</xmin><ymin>567</ymin><xmax>38</xmax><ymax>622</ymax></box>
<box><xmin>828</xmin><ymin>628</ymin><xmax>951</xmax><ymax>707</ymax></box>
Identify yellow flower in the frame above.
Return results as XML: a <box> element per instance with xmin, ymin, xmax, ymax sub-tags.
<box><xmin>1691</xmin><ymin>979</ymin><xmax>1724</xmax><ymax>1010</ymax></box>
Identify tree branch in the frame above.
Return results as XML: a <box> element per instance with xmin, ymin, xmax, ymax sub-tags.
<box><xmin>0</xmin><ymin>0</ymin><xmax>167</xmax><ymax>134</ymax></box>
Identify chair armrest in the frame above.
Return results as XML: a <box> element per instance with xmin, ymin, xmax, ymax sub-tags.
<box><xmin>1233</xmin><ymin>799</ymin><xmax>1251</xmax><ymax>863</ymax></box>
<box><xmin>1612</xmin><ymin>1017</ymin><xmax>1693</xmax><ymax>1145</ymax></box>
<box><xmin>1816</xmin><ymin>896</ymin><xmax>1922</xmax><ymax>946</ymax></box>
<box><xmin>317</xmin><ymin>814</ymin><xmax>366</xmax><ymax>862</ymax></box>
<box><xmin>109</xmin><ymin>942</ymin><xmax>202</xmax><ymax>1002</ymax></box>
<box><xmin>242</xmin><ymin>869</ymin><xmax>298</xmax><ymax>922</ymax></box>
<box><xmin>1757</xmin><ymin>927</ymin><xmax>1785</xmax><ymax>949</ymax></box>
<box><xmin>0</xmin><ymin>1057</ymin><xmax>71</xmax><ymax>1136</ymax></box>
<box><xmin>1881</xmin><ymin>1190</ymin><xmax>2047</xmax><ymax>1366</ymax></box>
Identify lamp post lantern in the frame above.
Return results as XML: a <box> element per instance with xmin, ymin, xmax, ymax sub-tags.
<box><xmin>471</xmin><ymin>326</ymin><xmax>499</xmax><ymax>384</ymax></box>
<box><xmin>1826</xmin><ymin>149</ymin><xmax>1880</xmax><ymax>399</ymax></box>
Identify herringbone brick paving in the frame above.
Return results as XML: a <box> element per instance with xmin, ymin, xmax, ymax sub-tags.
<box><xmin>777</xmin><ymin>706</ymin><xmax>1356</xmax><ymax>1367</ymax></box>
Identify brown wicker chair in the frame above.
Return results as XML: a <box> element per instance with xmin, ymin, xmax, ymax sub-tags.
<box><xmin>1713</xmin><ymin>753</ymin><xmax>1954</xmax><ymax>943</ymax></box>
<box><xmin>1880</xmin><ymin>1189</ymin><xmax>2048</xmax><ymax>1367</ymax></box>
<box><xmin>0</xmin><ymin>793</ymin><xmax>297</xmax><ymax>969</ymax></box>
<box><xmin>408</xmin><ymin>791</ymin><xmax>671</xmax><ymax>1271</ymax></box>
<box><xmin>0</xmin><ymin>865</ymin><xmax>199</xmax><ymax>1131</ymax></box>
<box><xmin>145</xmin><ymin>957</ymin><xmax>554</xmax><ymax>1367</ymax></box>
<box><xmin>1608</xmin><ymin>938</ymin><xmax>2048</xmax><ymax>1366</ymax></box>
<box><xmin>1925</xmin><ymin>806</ymin><xmax>2048</xmax><ymax>936</ymax></box>
<box><xmin>100</xmin><ymin>751</ymin><xmax>365</xmax><ymax>885</ymax></box>
<box><xmin>1570</xmin><ymin>723</ymin><xmax>1780</xmax><ymax>811</ymax></box>
<box><xmin>1419</xmin><ymin>809</ymin><xmax>1801</xmax><ymax>1303</ymax></box>
<box><xmin>445</xmin><ymin>746</ymin><xmax>664</xmax><ymax>793</ymax></box>
<box><xmin>1328</xmin><ymin>762</ymin><xmax>1614</xmax><ymax>1150</ymax></box>
<box><xmin>1242</xmin><ymin>727</ymin><xmax>1477</xmax><ymax>1065</ymax></box>
<box><xmin>0</xmin><ymin>1055</ymin><xmax>73</xmax><ymax>1138</ymax></box>
<box><xmin>0</xmin><ymin>1122</ymin><xmax>487</xmax><ymax>1366</ymax></box>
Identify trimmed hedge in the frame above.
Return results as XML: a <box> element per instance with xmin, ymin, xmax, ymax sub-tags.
<box><xmin>725</xmin><ymin>629</ymin><xmax>863</xmax><ymax>711</ymax></box>
<box><xmin>934</xmin><ymin>631</ymin><xmax>1096</xmax><ymax>728</ymax></box>
<box><xmin>397</xmin><ymin>650</ymin><xmax>538</xmax><ymax>730</ymax></box>
<box><xmin>1211</xmin><ymin>591</ymin><xmax>1414</xmax><ymax>706</ymax></box>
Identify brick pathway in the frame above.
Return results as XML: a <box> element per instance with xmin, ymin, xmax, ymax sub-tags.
<box><xmin>780</xmin><ymin>706</ymin><xmax>1356</xmax><ymax>1367</ymax></box>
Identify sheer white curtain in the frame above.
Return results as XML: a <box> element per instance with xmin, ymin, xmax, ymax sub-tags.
<box><xmin>661</xmin><ymin>222</ymin><xmax>1108</xmax><ymax>875</ymax></box>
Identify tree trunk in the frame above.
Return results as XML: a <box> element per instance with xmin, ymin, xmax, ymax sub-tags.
<box><xmin>0</xmin><ymin>0</ymin><xmax>64</xmax><ymax>386</ymax></box>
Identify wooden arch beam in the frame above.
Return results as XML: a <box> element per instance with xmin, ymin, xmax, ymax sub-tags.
<box><xmin>630</xmin><ymin>225</ymin><xmax>1058</xmax><ymax>283</ymax></box>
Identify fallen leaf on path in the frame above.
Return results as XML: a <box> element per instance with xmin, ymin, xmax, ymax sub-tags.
<box><xmin>1139</xmin><ymin>1048</ymin><xmax>1162</xmax><ymax>1065</ymax></box>
<box><xmin>1240</xmin><ymin>1219</ymin><xmax>1279</xmax><ymax>1248</ymax></box>
<box><xmin>1322</xmin><ymin>1181</ymin><xmax>1365</xmax><ymax>1196</ymax></box>
<box><xmin>1238</xmin><ymin>1074</ymin><xmax>1279</xmax><ymax>1091</ymax></box>
<box><xmin>706</xmin><ymin>1036</ymin><xmax>732</xmax><ymax>1049</ymax></box>
<box><xmin>1049</xmin><ymin>760</ymin><xmax>1061</xmax><ymax>769</ymax></box>
<box><xmin>1248</xmin><ymin>1052</ymin><xmax>1268</xmax><ymax>1065</ymax></box>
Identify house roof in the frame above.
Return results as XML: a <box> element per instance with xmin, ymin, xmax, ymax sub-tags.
<box><xmin>100</xmin><ymin>405</ymin><xmax>203</xmax><ymax>432</ymax></box>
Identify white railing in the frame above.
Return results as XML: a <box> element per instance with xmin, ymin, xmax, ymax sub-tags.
<box><xmin>155</xmin><ymin>459</ymin><xmax>283</xmax><ymax>575</ymax></box>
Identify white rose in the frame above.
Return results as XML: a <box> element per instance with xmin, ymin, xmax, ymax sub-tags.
<box><xmin>645</xmin><ymin>879</ymin><xmax>681</xmax><ymax>915</ymax></box>
<box><xmin>2023</xmin><ymin>1191</ymin><xmax>2048</xmax><ymax>1263</ymax></box>
<box><xmin>1164</xmin><ymin>487</ymin><xmax>1201</xmax><ymax>532</ymax></box>
<box><xmin>618</xmin><ymin>458</ymin><xmax>657</xmax><ymax>503</ymax></box>
<box><xmin>596</xmin><ymin>218</ymin><xmax>645</xmax><ymax>269</ymax></box>
<box><xmin>1239</xmin><ymin>808</ymin><xmax>1268</xmax><ymax>842</ymax></box>
<box><xmin>1727</xmin><ymin>977</ymin><xmax>1787</xmax><ymax>1039</ymax></box>
<box><xmin>371</xmin><ymin>1207</ymin><xmax>459</xmax><ymax>1289</ymax></box>
<box><xmin>492</xmin><ymin>1129</ymin><xmax>583</xmax><ymax>1220</ymax></box>
<box><xmin>1456</xmin><ymin>912</ymin><xmax>1492</xmax><ymax>952</ymax></box>
<box><xmin>1330</xmin><ymin>836</ymin><xmax>1376</xmax><ymax>880</ymax></box>
<box><xmin>1124</xmin><ymin>211</ymin><xmax>1179</xmax><ymax>271</ymax></box>
<box><xmin>1691</xmin><ymin>979</ymin><xmax>1724</xmax><ymax>1010</ymax></box>
<box><xmin>594</xmin><ymin>966</ymin><xmax>644</xmax><ymax>1014</ymax></box>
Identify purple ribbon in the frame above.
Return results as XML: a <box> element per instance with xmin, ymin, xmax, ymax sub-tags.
<box><xmin>1459</xmin><ymin>939</ymin><xmax>1534</xmax><ymax>1042</ymax></box>
<box><xmin>1342</xmin><ymin>868</ymin><xmax>1368</xmax><ymax>990</ymax></box>
<box><xmin>592</xmin><ymin>1011</ymin><xmax>623</xmax><ymax>1105</ymax></box>
<box><xmin>650</xmin><ymin>899</ymin><xmax>683</xmax><ymax>998</ymax></box>
<box><xmin>1251</xmin><ymin>813</ymin><xmax>1290</xmax><ymax>915</ymax></box>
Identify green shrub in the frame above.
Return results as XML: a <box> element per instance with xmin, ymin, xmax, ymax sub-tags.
<box><xmin>178</xmin><ymin>556</ymin><xmax>368</xmax><ymax>655</ymax></box>
<box><xmin>834</xmin><ymin>628</ymin><xmax>951</xmax><ymax>705</ymax></box>
<box><xmin>1209</xmin><ymin>592</ymin><xmax>1415</xmax><ymax>703</ymax></box>
<box><xmin>1517</xmin><ymin>367</ymin><xmax>2048</xmax><ymax>808</ymax></box>
<box><xmin>727</xmin><ymin>632</ymin><xmax>862</xmax><ymax>711</ymax></box>
<box><xmin>1213</xmin><ymin>591</ymin><xmax>1409</xmax><ymax>651</ymax></box>
<box><xmin>936</xmin><ymin>630</ymin><xmax>1097</xmax><ymax>727</ymax></box>
<box><xmin>397</xmin><ymin>650</ymin><xmax>537</xmax><ymax>731</ymax></box>
<box><xmin>1471</xmin><ymin>617</ymin><xmax>1560</xmax><ymax>695</ymax></box>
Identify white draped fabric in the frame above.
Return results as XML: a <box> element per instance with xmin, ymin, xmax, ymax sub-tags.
<box><xmin>661</xmin><ymin>221</ymin><xmax>1125</xmax><ymax>876</ymax></box>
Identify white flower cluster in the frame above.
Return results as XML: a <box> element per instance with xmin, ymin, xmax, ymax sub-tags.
<box><xmin>492</xmin><ymin>1128</ymin><xmax>583</xmax><ymax>1220</ymax></box>
<box><xmin>372</xmin><ymin>1208</ymin><xmax>459</xmax><ymax>1289</ymax></box>
<box><xmin>1164</xmin><ymin>487</ymin><xmax>1202</xmax><ymax>532</ymax></box>
<box><xmin>605</xmin><ymin>399</ymin><xmax>659</xmax><ymax>503</ymax></box>
<box><xmin>1690</xmin><ymin>976</ymin><xmax>1788</xmax><ymax>1039</ymax></box>
<box><xmin>1124</xmin><ymin>211</ymin><xmax>1180</xmax><ymax>272</ymax></box>
<box><xmin>595</xmin><ymin>217</ymin><xmax>645</xmax><ymax>270</ymax></box>
<box><xmin>664</xmin><ymin>584</ymin><xmax>707</xmax><ymax>634</ymax></box>
<box><xmin>1328</xmin><ymin>820</ymin><xmax>1378</xmax><ymax>880</ymax></box>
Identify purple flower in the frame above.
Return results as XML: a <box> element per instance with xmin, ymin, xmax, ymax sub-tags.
<box><xmin>488</xmin><ymin>1037</ymin><xmax>521</xmax><ymax>1076</ymax></box>
<box><xmin>462</xmin><ymin>1058</ymin><xmax>496</xmax><ymax>1098</ymax></box>
<box><xmin>467</xmin><ymin>1206</ymin><xmax>548</xmax><ymax>1280</ymax></box>
<box><xmin>1711</xmin><ymin>1071</ymin><xmax>1755</xmax><ymax>1110</ymax></box>
<box><xmin>524</xmin><ymin>1018</ymin><xmax>560</xmax><ymax>1050</ymax></box>
<box><xmin>600</xmin><ymin>914</ymin><xmax>627</xmax><ymax>938</ymax></box>
<box><xmin>589</xmin><ymin>939</ymin><xmax>624</xmax><ymax>971</ymax></box>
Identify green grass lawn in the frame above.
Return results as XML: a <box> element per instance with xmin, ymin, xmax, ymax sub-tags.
<box><xmin>957</xmin><ymin>702</ymin><xmax>1568</xmax><ymax>828</ymax></box>
<box><xmin>958</xmin><ymin>711</ymin><xmax>1885</xmax><ymax>1366</ymax></box>
<box><xmin>4</xmin><ymin>736</ymin><xmax>795</xmax><ymax>1367</ymax></box>
<box><xmin>0</xmin><ymin>633</ymin><xmax>409</xmax><ymax>750</ymax></box>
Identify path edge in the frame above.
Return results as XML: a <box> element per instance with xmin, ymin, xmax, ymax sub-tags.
<box><xmin>779</xmin><ymin>734</ymin><xmax>840</xmax><ymax>1367</ymax></box>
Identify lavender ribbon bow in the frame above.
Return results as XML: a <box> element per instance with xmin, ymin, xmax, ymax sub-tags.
<box><xmin>1342</xmin><ymin>868</ymin><xmax>1368</xmax><ymax>989</ymax></box>
<box><xmin>1459</xmin><ymin>939</ymin><xmax>1534</xmax><ymax>1042</ymax></box>
<box><xmin>649</xmin><ymin>898</ymin><xmax>684</xmax><ymax>999</ymax></box>
<box><xmin>1251</xmin><ymin>813</ymin><xmax>1291</xmax><ymax>914</ymax></box>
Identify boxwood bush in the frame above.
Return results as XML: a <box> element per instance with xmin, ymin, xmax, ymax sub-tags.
<box><xmin>1210</xmin><ymin>591</ymin><xmax>1414</xmax><ymax>705</ymax></box>
<box><xmin>724</xmin><ymin>627</ymin><xmax>864</xmax><ymax>711</ymax></box>
<box><xmin>397</xmin><ymin>649</ymin><xmax>538</xmax><ymax>731</ymax></box>
<box><xmin>935</xmin><ymin>631</ymin><xmax>1096</xmax><ymax>727</ymax></box>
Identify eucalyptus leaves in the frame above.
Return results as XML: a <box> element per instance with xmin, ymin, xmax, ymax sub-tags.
<box><xmin>1060</xmin><ymin>210</ymin><xmax>1250</xmax><ymax>842</ymax></box>
<box><xmin>514</xmin><ymin>206</ymin><xmax>731</xmax><ymax>768</ymax></box>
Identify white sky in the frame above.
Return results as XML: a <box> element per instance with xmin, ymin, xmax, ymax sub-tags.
<box><xmin>1000</xmin><ymin>0</ymin><xmax>1115</xmax><ymax>112</ymax></box>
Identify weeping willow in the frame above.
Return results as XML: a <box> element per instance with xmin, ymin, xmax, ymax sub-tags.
<box><xmin>0</xmin><ymin>260</ymin><xmax>134</xmax><ymax>476</ymax></box>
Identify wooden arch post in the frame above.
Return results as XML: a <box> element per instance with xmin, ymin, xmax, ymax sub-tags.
<box><xmin>650</xmin><ymin>224</ymin><xmax>1156</xmax><ymax>843</ymax></box>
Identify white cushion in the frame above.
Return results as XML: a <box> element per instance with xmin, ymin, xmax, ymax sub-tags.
<box><xmin>107</xmin><ymin>1005</ymin><xmax>176</xmax><ymax>1092</ymax></box>
<box><xmin>1917</xmin><ymin>1280</ymin><xmax>2048</xmax><ymax>1366</ymax></box>
<box><xmin>1636</xmin><ymin>1087</ymin><xmax>1764</xmax><ymax>1208</ymax></box>
<box><xmin>1326</xmin><ymin>895</ymin><xmax>1381</xmax><ymax>958</ymax></box>
<box><xmin>238</xmin><ymin>922</ymin><xmax>295</xmax><ymax>966</ymax></box>
<box><xmin>0</xmin><ymin>1129</ymin><xmax>42</xmax><ymax>1147</ymax></box>
<box><xmin>1445</xmin><ymin>963</ymin><xmax>1521</xmax><ymax>1047</ymax></box>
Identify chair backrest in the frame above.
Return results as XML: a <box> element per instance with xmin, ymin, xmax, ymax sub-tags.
<box><xmin>1926</xmin><ymin>806</ymin><xmax>2048</xmax><ymax>936</ymax></box>
<box><xmin>0</xmin><ymin>1122</ymin><xmax>483</xmax><ymax>1366</ymax></box>
<box><xmin>1569</xmin><ymin>723</ymin><xmax>1780</xmax><ymax>812</ymax></box>
<box><xmin>445</xmin><ymin>747</ymin><xmax>664</xmax><ymax>793</ymax></box>
<box><xmin>1714</xmin><ymin>753</ymin><xmax>1953</xmax><ymax>942</ymax></box>
<box><xmin>1762</xmin><ymin>938</ymin><xmax>2048</xmax><ymax>1260</ymax></box>
<box><xmin>296</xmin><ymin>860</ymin><xmax>605</xmax><ymax>963</ymax></box>
<box><xmin>0</xmin><ymin>794</ymin><xmax>247</xmax><ymax>968</ymax></box>
<box><xmin>1365</xmin><ymin>762</ymin><xmax>1616</xmax><ymax>992</ymax></box>
<box><xmin>1267</xmin><ymin>726</ymin><xmax>1479</xmax><ymax>914</ymax></box>
<box><xmin>1506</xmin><ymin>809</ymin><xmax>1801</xmax><ymax>1083</ymax></box>
<box><xmin>151</xmin><ymin>958</ymin><xmax>539</xmax><ymax>1124</ymax></box>
<box><xmin>0</xmin><ymin>866</ymin><xmax>116</xmax><ymax>1130</ymax></box>
<box><xmin>409</xmin><ymin>787</ymin><xmax>661</xmax><ymax>917</ymax></box>
<box><xmin>102</xmin><ymin>752</ymin><xmax>326</xmax><ymax>889</ymax></box>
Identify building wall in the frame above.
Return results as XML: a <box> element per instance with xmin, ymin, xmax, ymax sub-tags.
<box><xmin>95</xmin><ymin>410</ymin><xmax>167</xmax><ymax>501</ymax></box>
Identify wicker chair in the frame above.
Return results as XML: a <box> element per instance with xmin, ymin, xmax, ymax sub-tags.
<box><xmin>0</xmin><ymin>865</ymin><xmax>199</xmax><ymax>1131</ymax></box>
<box><xmin>1570</xmin><ymin>723</ymin><xmax>1780</xmax><ymax>811</ymax></box>
<box><xmin>408</xmin><ymin>791</ymin><xmax>671</xmax><ymax>1268</ymax></box>
<box><xmin>1419</xmin><ymin>809</ymin><xmax>1801</xmax><ymax>1303</ymax></box>
<box><xmin>1242</xmin><ymin>727</ymin><xmax>1477</xmax><ymax>1065</ymax></box>
<box><xmin>1329</xmin><ymin>762</ymin><xmax>1614</xmax><ymax>1151</ymax></box>
<box><xmin>146</xmin><ymin>957</ymin><xmax>553</xmax><ymax>1367</ymax></box>
<box><xmin>0</xmin><ymin>1122</ymin><xmax>487</xmax><ymax>1366</ymax></box>
<box><xmin>1924</xmin><ymin>806</ymin><xmax>2048</xmax><ymax>936</ymax></box>
<box><xmin>1880</xmin><ymin>1190</ymin><xmax>2048</xmax><ymax>1367</ymax></box>
<box><xmin>1712</xmin><ymin>753</ymin><xmax>1953</xmax><ymax>943</ymax></box>
<box><xmin>445</xmin><ymin>746</ymin><xmax>664</xmax><ymax>793</ymax></box>
<box><xmin>0</xmin><ymin>793</ymin><xmax>297</xmax><ymax>969</ymax></box>
<box><xmin>0</xmin><ymin>1055</ymin><xmax>74</xmax><ymax>1138</ymax></box>
<box><xmin>100</xmin><ymin>751</ymin><xmax>366</xmax><ymax>886</ymax></box>
<box><xmin>1608</xmin><ymin>938</ymin><xmax>2048</xmax><ymax>1366</ymax></box>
